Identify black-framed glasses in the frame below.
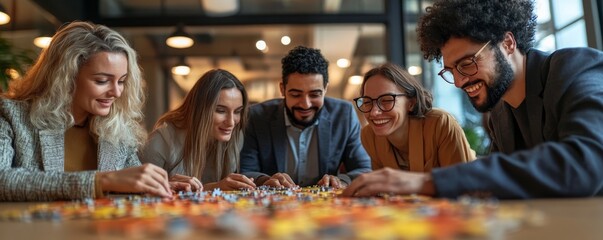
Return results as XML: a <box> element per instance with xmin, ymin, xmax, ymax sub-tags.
<box><xmin>438</xmin><ymin>40</ymin><xmax>491</xmax><ymax>84</ymax></box>
<box><xmin>353</xmin><ymin>94</ymin><xmax>407</xmax><ymax>113</ymax></box>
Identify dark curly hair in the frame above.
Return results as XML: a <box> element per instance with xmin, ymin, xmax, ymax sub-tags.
<box><xmin>417</xmin><ymin>0</ymin><xmax>537</xmax><ymax>62</ymax></box>
<box><xmin>281</xmin><ymin>45</ymin><xmax>329</xmax><ymax>87</ymax></box>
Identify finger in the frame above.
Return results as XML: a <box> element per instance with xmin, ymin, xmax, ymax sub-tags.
<box><xmin>170</xmin><ymin>174</ymin><xmax>187</xmax><ymax>181</ymax></box>
<box><xmin>141</xmin><ymin>176</ymin><xmax>173</xmax><ymax>198</ymax></box>
<box><xmin>170</xmin><ymin>182</ymin><xmax>192</xmax><ymax>192</ymax></box>
<box><xmin>344</xmin><ymin>173</ymin><xmax>388</xmax><ymax>197</ymax></box>
<box><xmin>147</xmin><ymin>165</ymin><xmax>172</xmax><ymax>195</ymax></box>
<box><xmin>263</xmin><ymin>179</ymin><xmax>282</xmax><ymax>187</ymax></box>
<box><xmin>227</xmin><ymin>179</ymin><xmax>256</xmax><ymax>190</ymax></box>
<box><xmin>282</xmin><ymin>173</ymin><xmax>295</xmax><ymax>186</ymax></box>
<box><xmin>236</xmin><ymin>175</ymin><xmax>257</xmax><ymax>188</ymax></box>
<box><xmin>276</xmin><ymin>176</ymin><xmax>294</xmax><ymax>188</ymax></box>
<box><xmin>342</xmin><ymin>174</ymin><xmax>371</xmax><ymax>197</ymax></box>
<box><xmin>330</xmin><ymin>176</ymin><xmax>341</xmax><ymax>188</ymax></box>
<box><xmin>191</xmin><ymin>177</ymin><xmax>203</xmax><ymax>192</ymax></box>
<box><xmin>229</xmin><ymin>174</ymin><xmax>256</xmax><ymax>187</ymax></box>
<box><xmin>318</xmin><ymin>174</ymin><xmax>330</xmax><ymax>187</ymax></box>
<box><xmin>354</xmin><ymin>183</ymin><xmax>393</xmax><ymax>197</ymax></box>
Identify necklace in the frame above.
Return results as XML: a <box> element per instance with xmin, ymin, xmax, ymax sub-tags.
<box><xmin>390</xmin><ymin>143</ymin><xmax>409</xmax><ymax>170</ymax></box>
<box><xmin>73</xmin><ymin>117</ymin><xmax>89</xmax><ymax>128</ymax></box>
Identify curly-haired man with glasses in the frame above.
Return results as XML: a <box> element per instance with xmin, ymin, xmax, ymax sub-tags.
<box><xmin>344</xmin><ymin>0</ymin><xmax>603</xmax><ymax>199</ymax></box>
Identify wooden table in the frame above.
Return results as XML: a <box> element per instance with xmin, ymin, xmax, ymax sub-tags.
<box><xmin>505</xmin><ymin>198</ymin><xmax>603</xmax><ymax>240</ymax></box>
<box><xmin>0</xmin><ymin>198</ymin><xmax>602</xmax><ymax>240</ymax></box>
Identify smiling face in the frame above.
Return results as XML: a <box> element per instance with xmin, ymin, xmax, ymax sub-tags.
<box><xmin>71</xmin><ymin>51</ymin><xmax>128</xmax><ymax>124</ymax></box>
<box><xmin>212</xmin><ymin>88</ymin><xmax>244</xmax><ymax>142</ymax></box>
<box><xmin>280</xmin><ymin>72</ymin><xmax>327</xmax><ymax>128</ymax></box>
<box><xmin>362</xmin><ymin>74</ymin><xmax>412</xmax><ymax>137</ymax></box>
<box><xmin>441</xmin><ymin>37</ymin><xmax>514</xmax><ymax>112</ymax></box>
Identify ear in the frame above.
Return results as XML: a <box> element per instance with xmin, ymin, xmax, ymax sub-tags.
<box><xmin>408</xmin><ymin>98</ymin><xmax>417</xmax><ymax>111</ymax></box>
<box><xmin>501</xmin><ymin>31</ymin><xmax>517</xmax><ymax>55</ymax></box>
<box><xmin>279</xmin><ymin>82</ymin><xmax>285</xmax><ymax>97</ymax></box>
<box><xmin>323</xmin><ymin>82</ymin><xmax>329</xmax><ymax>95</ymax></box>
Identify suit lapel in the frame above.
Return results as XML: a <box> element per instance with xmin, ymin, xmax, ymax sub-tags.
<box><xmin>525</xmin><ymin>50</ymin><xmax>547</xmax><ymax>145</ymax></box>
<box><xmin>317</xmin><ymin>108</ymin><xmax>331</xmax><ymax>176</ymax></box>
<box><xmin>272</xmin><ymin>107</ymin><xmax>287</xmax><ymax>173</ymax></box>
<box><xmin>39</xmin><ymin>129</ymin><xmax>64</xmax><ymax>171</ymax></box>
<box><xmin>491</xmin><ymin>102</ymin><xmax>516</xmax><ymax>153</ymax></box>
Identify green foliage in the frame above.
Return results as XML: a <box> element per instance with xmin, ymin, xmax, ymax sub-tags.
<box><xmin>463</xmin><ymin>125</ymin><xmax>490</xmax><ymax>157</ymax></box>
<box><xmin>0</xmin><ymin>37</ymin><xmax>35</xmax><ymax>91</ymax></box>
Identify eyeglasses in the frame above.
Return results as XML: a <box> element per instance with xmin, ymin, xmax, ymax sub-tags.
<box><xmin>353</xmin><ymin>94</ymin><xmax>407</xmax><ymax>113</ymax></box>
<box><xmin>438</xmin><ymin>40</ymin><xmax>491</xmax><ymax>84</ymax></box>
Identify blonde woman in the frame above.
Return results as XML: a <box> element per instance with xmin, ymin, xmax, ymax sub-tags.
<box><xmin>140</xmin><ymin>69</ymin><xmax>254</xmax><ymax>191</ymax></box>
<box><xmin>0</xmin><ymin>21</ymin><xmax>173</xmax><ymax>201</ymax></box>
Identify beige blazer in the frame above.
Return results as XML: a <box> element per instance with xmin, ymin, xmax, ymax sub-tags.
<box><xmin>361</xmin><ymin>108</ymin><xmax>475</xmax><ymax>172</ymax></box>
<box><xmin>0</xmin><ymin>98</ymin><xmax>141</xmax><ymax>201</ymax></box>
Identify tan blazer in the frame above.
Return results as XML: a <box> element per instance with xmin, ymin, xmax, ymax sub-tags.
<box><xmin>361</xmin><ymin>108</ymin><xmax>475</xmax><ymax>172</ymax></box>
<box><xmin>0</xmin><ymin>98</ymin><xmax>141</xmax><ymax>201</ymax></box>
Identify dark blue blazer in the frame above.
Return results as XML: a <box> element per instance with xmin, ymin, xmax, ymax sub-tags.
<box><xmin>240</xmin><ymin>97</ymin><xmax>371</xmax><ymax>185</ymax></box>
<box><xmin>433</xmin><ymin>48</ymin><xmax>603</xmax><ymax>199</ymax></box>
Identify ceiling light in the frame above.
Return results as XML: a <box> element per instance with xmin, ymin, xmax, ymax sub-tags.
<box><xmin>337</xmin><ymin>58</ymin><xmax>351</xmax><ymax>68</ymax></box>
<box><xmin>33</xmin><ymin>36</ymin><xmax>52</xmax><ymax>48</ymax></box>
<box><xmin>281</xmin><ymin>36</ymin><xmax>291</xmax><ymax>45</ymax></box>
<box><xmin>166</xmin><ymin>25</ymin><xmax>194</xmax><ymax>49</ymax></box>
<box><xmin>201</xmin><ymin>0</ymin><xmax>239</xmax><ymax>17</ymax></box>
<box><xmin>408</xmin><ymin>66</ymin><xmax>423</xmax><ymax>75</ymax></box>
<box><xmin>255</xmin><ymin>40</ymin><xmax>267</xmax><ymax>51</ymax></box>
<box><xmin>0</xmin><ymin>4</ymin><xmax>10</xmax><ymax>25</ymax></box>
<box><xmin>348</xmin><ymin>75</ymin><xmax>363</xmax><ymax>85</ymax></box>
<box><xmin>171</xmin><ymin>57</ymin><xmax>191</xmax><ymax>76</ymax></box>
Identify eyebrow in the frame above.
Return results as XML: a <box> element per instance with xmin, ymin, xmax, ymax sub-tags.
<box><xmin>287</xmin><ymin>89</ymin><xmax>324</xmax><ymax>94</ymax></box>
<box><xmin>92</xmin><ymin>73</ymin><xmax>128</xmax><ymax>79</ymax></box>
<box><xmin>216</xmin><ymin>104</ymin><xmax>244</xmax><ymax>109</ymax></box>
<box><xmin>444</xmin><ymin>53</ymin><xmax>476</xmax><ymax>69</ymax></box>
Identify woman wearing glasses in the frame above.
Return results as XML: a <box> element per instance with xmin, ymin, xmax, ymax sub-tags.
<box><xmin>354</xmin><ymin>63</ymin><xmax>475</xmax><ymax>173</ymax></box>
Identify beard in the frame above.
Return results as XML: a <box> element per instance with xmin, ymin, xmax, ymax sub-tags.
<box><xmin>284</xmin><ymin>100</ymin><xmax>321</xmax><ymax>128</ymax></box>
<box><xmin>472</xmin><ymin>47</ymin><xmax>515</xmax><ymax>113</ymax></box>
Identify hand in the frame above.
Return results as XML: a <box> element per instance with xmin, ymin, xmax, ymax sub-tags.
<box><xmin>206</xmin><ymin>173</ymin><xmax>256</xmax><ymax>191</ymax></box>
<box><xmin>96</xmin><ymin>163</ymin><xmax>172</xmax><ymax>198</ymax></box>
<box><xmin>169</xmin><ymin>174</ymin><xmax>203</xmax><ymax>192</ymax></box>
<box><xmin>341</xmin><ymin>168</ymin><xmax>435</xmax><ymax>197</ymax></box>
<box><xmin>317</xmin><ymin>174</ymin><xmax>346</xmax><ymax>189</ymax></box>
<box><xmin>261</xmin><ymin>173</ymin><xmax>296</xmax><ymax>188</ymax></box>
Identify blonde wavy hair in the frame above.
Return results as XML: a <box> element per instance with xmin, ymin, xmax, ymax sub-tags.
<box><xmin>5</xmin><ymin>21</ymin><xmax>146</xmax><ymax>148</ymax></box>
<box><xmin>155</xmin><ymin>69</ymin><xmax>248</xmax><ymax>180</ymax></box>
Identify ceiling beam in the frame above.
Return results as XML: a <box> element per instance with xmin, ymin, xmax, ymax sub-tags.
<box><xmin>93</xmin><ymin>13</ymin><xmax>388</xmax><ymax>27</ymax></box>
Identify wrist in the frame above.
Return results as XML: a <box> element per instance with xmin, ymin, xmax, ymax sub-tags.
<box><xmin>419</xmin><ymin>173</ymin><xmax>436</xmax><ymax>196</ymax></box>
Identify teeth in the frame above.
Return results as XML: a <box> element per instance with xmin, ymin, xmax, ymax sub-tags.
<box><xmin>465</xmin><ymin>82</ymin><xmax>484</xmax><ymax>93</ymax></box>
<box><xmin>372</xmin><ymin>119</ymin><xmax>389</xmax><ymax>125</ymax></box>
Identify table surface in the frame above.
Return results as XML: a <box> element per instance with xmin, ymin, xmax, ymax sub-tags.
<box><xmin>0</xmin><ymin>197</ymin><xmax>602</xmax><ymax>240</ymax></box>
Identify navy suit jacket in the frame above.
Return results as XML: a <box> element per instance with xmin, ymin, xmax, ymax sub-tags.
<box><xmin>433</xmin><ymin>48</ymin><xmax>603</xmax><ymax>199</ymax></box>
<box><xmin>240</xmin><ymin>97</ymin><xmax>371</xmax><ymax>185</ymax></box>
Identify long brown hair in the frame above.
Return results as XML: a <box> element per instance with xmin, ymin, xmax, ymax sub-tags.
<box><xmin>155</xmin><ymin>69</ymin><xmax>248</xmax><ymax>180</ymax></box>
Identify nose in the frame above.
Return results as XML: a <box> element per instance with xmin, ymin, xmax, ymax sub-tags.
<box><xmin>453</xmin><ymin>71</ymin><xmax>470</xmax><ymax>88</ymax></box>
<box><xmin>108</xmin><ymin>81</ymin><xmax>123</xmax><ymax>98</ymax></box>
<box><xmin>224</xmin><ymin>112</ymin><xmax>235</xmax><ymax>127</ymax></box>
<box><xmin>369</xmin><ymin>102</ymin><xmax>382</xmax><ymax>116</ymax></box>
<box><xmin>299</xmin><ymin>95</ymin><xmax>312</xmax><ymax>109</ymax></box>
